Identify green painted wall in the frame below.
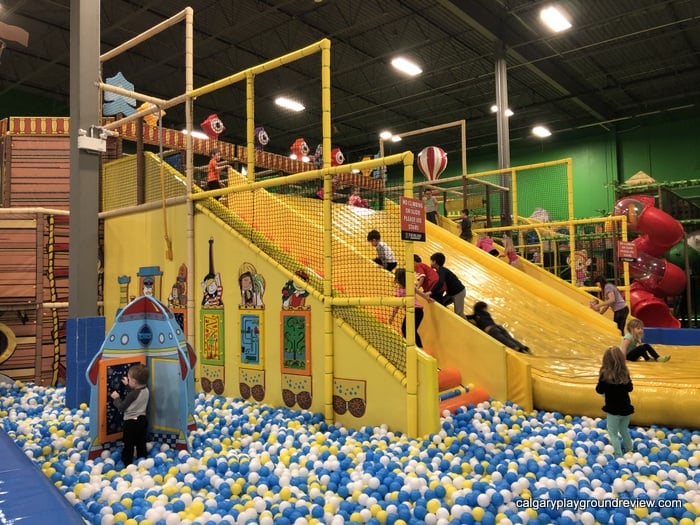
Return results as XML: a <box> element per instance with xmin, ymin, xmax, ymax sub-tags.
<box><xmin>461</xmin><ymin>108</ymin><xmax>700</xmax><ymax>219</ymax></box>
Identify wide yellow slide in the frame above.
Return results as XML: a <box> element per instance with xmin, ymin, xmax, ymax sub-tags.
<box><xmin>278</xmin><ymin>196</ymin><xmax>700</xmax><ymax>429</ymax></box>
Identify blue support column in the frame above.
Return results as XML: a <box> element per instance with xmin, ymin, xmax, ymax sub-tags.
<box><xmin>65</xmin><ymin>316</ymin><xmax>105</xmax><ymax>409</ymax></box>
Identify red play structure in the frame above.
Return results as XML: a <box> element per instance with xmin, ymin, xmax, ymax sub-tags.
<box><xmin>614</xmin><ymin>195</ymin><xmax>685</xmax><ymax>328</ymax></box>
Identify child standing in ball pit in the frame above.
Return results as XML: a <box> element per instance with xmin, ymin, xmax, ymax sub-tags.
<box><xmin>596</xmin><ymin>346</ymin><xmax>634</xmax><ymax>457</ymax></box>
<box><xmin>110</xmin><ymin>364</ymin><xmax>150</xmax><ymax>466</ymax></box>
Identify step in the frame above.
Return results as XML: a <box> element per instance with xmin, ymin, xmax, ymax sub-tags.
<box><xmin>437</xmin><ymin>367</ymin><xmax>462</xmax><ymax>391</ymax></box>
<box><xmin>439</xmin><ymin>387</ymin><xmax>490</xmax><ymax>414</ymax></box>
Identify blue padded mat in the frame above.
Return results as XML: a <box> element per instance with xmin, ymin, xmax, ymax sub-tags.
<box><xmin>0</xmin><ymin>428</ymin><xmax>85</xmax><ymax>524</ymax></box>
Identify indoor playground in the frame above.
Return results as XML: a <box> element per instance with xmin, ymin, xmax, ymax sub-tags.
<box><xmin>1</xmin><ymin>6</ymin><xmax>700</xmax><ymax>525</ymax></box>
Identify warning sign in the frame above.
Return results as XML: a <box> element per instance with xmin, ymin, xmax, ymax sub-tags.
<box><xmin>618</xmin><ymin>241</ymin><xmax>637</xmax><ymax>262</ymax></box>
<box><xmin>400</xmin><ymin>197</ymin><xmax>426</xmax><ymax>242</ymax></box>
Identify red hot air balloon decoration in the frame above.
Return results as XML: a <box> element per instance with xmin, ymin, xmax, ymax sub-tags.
<box><xmin>417</xmin><ymin>146</ymin><xmax>447</xmax><ymax>181</ymax></box>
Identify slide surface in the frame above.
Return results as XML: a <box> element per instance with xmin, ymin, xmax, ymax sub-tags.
<box><xmin>271</xmin><ymin>195</ymin><xmax>700</xmax><ymax>429</ymax></box>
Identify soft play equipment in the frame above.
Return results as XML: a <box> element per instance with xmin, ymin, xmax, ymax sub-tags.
<box><xmin>85</xmin><ymin>295</ymin><xmax>196</xmax><ymax>458</ymax></box>
<box><xmin>0</xmin><ymin>428</ymin><xmax>85</xmax><ymax>525</ymax></box>
<box><xmin>614</xmin><ymin>196</ymin><xmax>685</xmax><ymax>327</ymax></box>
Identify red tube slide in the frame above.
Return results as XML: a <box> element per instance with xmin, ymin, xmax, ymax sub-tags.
<box><xmin>614</xmin><ymin>196</ymin><xmax>685</xmax><ymax>328</ymax></box>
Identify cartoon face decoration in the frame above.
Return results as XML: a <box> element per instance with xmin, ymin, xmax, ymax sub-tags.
<box><xmin>139</xmin><ymin>102</ymin><xmax>166</xmax><ymax>126</ymax></box>
<box><xmin>331</xmin><ymin>148</ymin><xmax>345</xmax><ymax>166</ymax></box>
<box><xmin>201</xmin><ymin>114</ymin><xmax>226</xmax><ymax>139</ymax></box>
<box><xmin>142</xmin><ymin>277</ymin><xmax>154</xmax><ymax>297</ymax></box>
<box><xmin>201</xmin><ymin>274</ymin><xmax>223</xmax><ymax>307</ymax></box>
<box><xmin>238</xmin><ymin>264</ymin><xmax>265</xmax><ymax>308</ymax></box>
<box><xmin>254</xmin><ymin>126</ymin><xmax>269</xmax><ymax>150</ymax></box>
<box><xmin>290</xmin><ymin>138</ymin><xmax>309</xmax><ymax>160</ymax></box>
<box><xmin>567</xmin><ymin>249</ymin><xmax>592</xmax><ymax>287</ymax></box>
<box><xmin>281</xmin><ymin>271</ymin><xmax>310</xmax><ymax>309</ymax></box>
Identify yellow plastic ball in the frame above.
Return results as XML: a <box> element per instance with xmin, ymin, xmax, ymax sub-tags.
<box><xmin>113</xmin><ymin>511</ymin><xmax>129</xmax><ymax>522</ymax></box>
<box><xmin>279</xmin><ymin>487</ymin><xmax>292</xmax><ymax>500</ymax></box>
<box><xmin>121</xmin><ymin>497</ymin><xmax>133</xmax><ymax>510</ymax></box>
<box><xmin>190</xmin><ymin>500</ymin><xmax>204</xmax><ymax>516</ymax></box>
<box><xmin>471</xmin><ymin>507</ymin><xmax>484</xmax><ymax>521</ymax></box>
<box><xmin>426</xmin><ymin>499</ymin><xmax>440</xmax><ymax>514</ymax></box>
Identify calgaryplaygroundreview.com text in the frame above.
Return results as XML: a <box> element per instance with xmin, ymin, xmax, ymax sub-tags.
<box><xmin>515</xmin><ymin>497</ymin><xmax>683</xmax><ymax>512</ymax></box>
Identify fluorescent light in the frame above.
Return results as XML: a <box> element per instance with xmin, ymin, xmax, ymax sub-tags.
<box><xmin>275</xmin><ymin>97</ymin><xmax>305</xmax><ymax>112</ymax></box>
<box><xmin>181</xmin><ymin>129</ymin><xmax>209</xmax><ymax>140</ymax></box>
<box><xmin>540</xmin><ymin>6</ymin><xmax>572</xmax><ymax>32</ymax></box>
<box><xmin>391</xmin><ymin>135</ymin><xmax>402</xmax><ymax>142</ymax></box>
<box><xmin>532</xmin><ymin>126</ymin><xmax>552</xmax><ymax>138</ymax></box>
<box><xmin>391</xmin><ymin>57</ymin><xmax>422</xmax><ymax>77</ymax></box>
<box><xmin>491</xmin><ymin>105</ymin><xmax>514</xmax><ymax>117</ymax></box>
<box><xmin>379</xmin><ymin>130</ymin><xmax>393</xmax><ymax>140</ymax></box>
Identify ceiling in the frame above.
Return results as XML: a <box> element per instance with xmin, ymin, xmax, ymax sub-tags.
<box><xmin>1</xmin><ymin>0</ymin><xmax>699</xmax><ymax>163</ymax></box>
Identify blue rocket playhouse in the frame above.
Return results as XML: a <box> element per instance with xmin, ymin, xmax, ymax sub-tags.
<box><xmin>85</xmin><ymin>295</ymin><xmax>196</xmax><ymax>458</ymax></box>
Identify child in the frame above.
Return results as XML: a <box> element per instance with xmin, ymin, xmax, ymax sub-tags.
<box><xmin>388</xmin><ymin>268</ymin><xmax>433</xmax><ymax>348</ymax></box>
<box><xmin>349</xmin><ymin>186</ymin><xmax>368</xmax><ymax>208</ymax></box>
<box><xmin>459</xmin><ymin>209</ymin><xmax>473</xmax><ymax>242</ymax></box>
<box><xmin>621</xmin><ymin>319</ymin><xmax>670</xmax><ymax>362</ymax></box>
<box><xmin>429</xmin><ymin>252</ymin><xmax>466</xmax><ymax>317</ymax></box>
<box><xmin>423</xmin><ymin>189</ymin><xmax>439</xmax><ymax>224</ymax></box>
<box><xmin>596</xmin><ymin>346</ymin><xmax>634</xmax><ymax>457</ymax></box>
<box><xmin>477</xmin><ymin>232</ymin><xmax>498</xmax><ymax>255</ymax></box>
<box><xmin>500</xmin><ymin>235</ymin><xmax>519</xmax><ymax>267</ymax></box>
<box><xmin>413</xmin><ymin>254</ymin><xmax>438</xmax><ymax>294</ymax></box>
<box><xmin>591</xmin><ymin>275</ymin><xmax>629</xmax><ymax>335</ymax></box>
<box><xmin>206</xmin><ymin>149</ymin><xmax>229</xmax><ymax>198</ymax></box>
<box><xmin>367</xmin><ymin>230</ymin><xmax>397</xmax><ymax>271</ymax></box>
<box><xmin>110</xmin><ymin>364</ymin><xmax>150</xmax><ymax>466</ymax></box>
<box><xmin>466</xmin><ymin>301</ymin><xmax>531</xmax><ymax>353</ymax></box>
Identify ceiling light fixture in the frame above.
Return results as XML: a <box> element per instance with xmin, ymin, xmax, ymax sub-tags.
<box><xmin>540</xmin><ymin>6</ymin><xmax>572</xmax><ymax>32</ymax></box>
<box><xmin>379</xmin><ymin>130</ymin><xmax>393</xmax><ymax>141</ymax></box>
<box><xmin>532</xmin><ymin>125</ymin><xmax>552</xmax><ymax>138</ymax></box>
<box><xmin>275</xmin><ymin>96</ymin><xmax>305</xmax><ymax>112</ymax></box>
<box><xmin>490</xmin><ymin>105</ymin><xmax>514</xmax><ymax>117</ymax></box>
<box><xmin>391</xmin><ymin>57</ymin><xmax>422</xmax><ymax>77</ymax></box>
<box><xmin>181</xmin><ymin>129</ymin><xmax>209</xmax><ymax>140</ymax></box>
<box><xmin>391</xmin><ymin>135</ymin><xmax>402</xmax><ymax>142</ymax></box>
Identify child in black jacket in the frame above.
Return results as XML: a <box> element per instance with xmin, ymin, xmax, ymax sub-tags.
<box><xmin>596</xmin><ymin>346</ymin><xmax>634</xmax><ymax>457</ymax></box>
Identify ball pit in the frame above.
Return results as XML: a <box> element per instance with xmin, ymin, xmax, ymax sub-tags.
<box><xmin>1</xmin><ymin>381</ymin><xmax>699</xmax><ymax>524</ymax></box>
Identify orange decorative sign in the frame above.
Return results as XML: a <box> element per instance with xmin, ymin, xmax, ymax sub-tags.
<box><xmin>400</xmin><ymin>197</ymin><xmax>426</xmax><ymax>242</ymax></box>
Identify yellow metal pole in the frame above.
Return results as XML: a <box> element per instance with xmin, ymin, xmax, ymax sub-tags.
<box><xmin>246</xmin><ymin>72</ymin><xmax>255</xmax><ymax>183</ymax></box>
<box><xmin>401</xmin><ymin>152</ymin><xmax>418</xmax><ymax>437</ymax></box>
<box><xmin>184</xmin><ymin>7</ymin><xmax>196</xmax><ymax>352</ymax></box>
<box><xmin>190</xmin><ymin>39</ymin><xmax>330</xmax><ymax>99</ymax></box>
<box><xmin>566</xmin><ymin>159</ymin><xmax>577</xmax><ymax>286</ymax></box>
<box><xmin>320</xmin><ymin>39</ymin><xmax>335</xmax><ymax>426</ymax></box>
